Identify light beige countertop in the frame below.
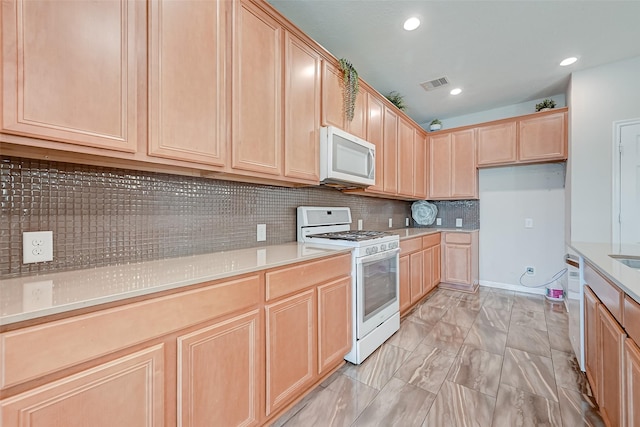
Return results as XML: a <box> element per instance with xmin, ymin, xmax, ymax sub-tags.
<box><xmin>0</xmin><ymin>243</ymin><xmax>351</xmax><ymax>326</ymax></box>
<box><xmin>391</xmin><ymin>227</ymin><xmax>479</xmax><ymax>240</ymax></box>
<box><xmin>570</xmin><ymin>241</ymin><xmax>640</xmax><ymax>303</ymax></box>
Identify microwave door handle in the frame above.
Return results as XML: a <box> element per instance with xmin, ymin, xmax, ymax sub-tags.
<box><xmin>367</xmin><ymin>149</ymin><xmax>375</xmax><ymax>179</ymax></box>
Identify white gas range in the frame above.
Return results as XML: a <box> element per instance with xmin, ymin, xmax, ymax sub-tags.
<box><xmin>297</xmin><ymin>207</ymin><xmax>400</xmax><ymax>364</ymax></box>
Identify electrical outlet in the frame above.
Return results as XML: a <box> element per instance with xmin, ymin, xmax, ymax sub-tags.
<box><xmin>23</xmin><ymin>231</ymin><xmax>53</xmax><ymax>264</ymax></box>
<box><xmin>525</xmin><ymin>218</ymin><xmax>533</xmax><ymax>228</ymax></box>
<box><xmin>257</xmin><ymin>224</ymin><xmax>266</xmax><ymax>242</ymax></box>
<box><xmin>526</xmin><ymin>266</ymin><xmax>535</xmax><ymax>276</ymax></box>
<box><xmin>388</xmin><ymin>218</ymin><xmax>393</xmax><ymax>228</ymax></box>
<box><xmin>455</xmin><ymin>218</ymin><xmax>463</xmax><ymax>227</ymax></box>
<box><xmin>405</xmin><ymin>217</ymin><xmax>410</xmax><ymax>227</ymax></box>
<box><xmin>436</xmin><ymin>218</ymin><xmax>442</xmax><ymax>226</ymax></box>
<box><xmin>357</xmin><ymin>219</ymin><xmax>363</xmax><ymax>230</ymax></box>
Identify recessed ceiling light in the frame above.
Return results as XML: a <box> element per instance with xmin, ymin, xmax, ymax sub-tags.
<box><xmin>450</xmin><ymin>88</ymin><xmax>462</xmax><ymax>95</ymax></box>
<box><xmin>560</xmin><ymin>57</ymin><xmax>578</xmax><ymax>66</ymax></box>
<box><xmin>403</xmin><ymin>17</ymin><xmax>420</xmax><ymax>31</ymax></box>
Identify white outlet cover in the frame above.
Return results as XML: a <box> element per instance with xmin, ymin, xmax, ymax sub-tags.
<box><xmin>525</xmin><ymin>218</ymin><xmax>533</xmax><ymax>228</ymax></box>
<box><xmin>23</xmin><ymin>231</ymin><xmax>53</xmax><ymax>264</ymax></box>
<box><xmin>257</xmin><ymin>224</ymin><xmax>267</xmax><ymax>242</ymax></box>
<box><xmin>405</xmin><ymin>218</ymin><xmax>410</xmax><ymax>227</ymax></box>
<box><xmin>388</xmin><ymin>218</ymin><xmax>393</xmax><ymax>228</ymax></box>
<box><xmin>436</xmin><ymin>218</ymin><xmax>442</xmax><ymax>226</ymax></box>
<box><xmin>455</xmin><ymin>218</ymin><xmax>463</xmax><ymax>227</ymax></box>
<box><xmin>357</xmin><ymin>219</ymin><xmax>363</xmax><ymax>230</ymax></box>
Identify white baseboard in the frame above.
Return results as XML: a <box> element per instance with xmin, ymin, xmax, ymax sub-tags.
<box><xmin>479</xmin><ymin>280</ymin><xmax>547</xmax><ymax>296</ymax></box>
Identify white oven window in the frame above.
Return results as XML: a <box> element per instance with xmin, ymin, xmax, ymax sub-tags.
<box><xmin>361</xmin><ymin>255</ymin><xmax>398</xmax><ymax>323</ymax></box>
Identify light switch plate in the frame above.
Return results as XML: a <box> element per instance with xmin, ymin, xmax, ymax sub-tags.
<box><xmin>455</xmin><ymin>218</ymin><xmax>463</xmax><ymax>227</ymax></box>
<box><xmin>388</xmin><ymin>218</ymin><xmax>393</xmax><ymax>228</ymax></box>
<box><xmin>405</xmin><ymin>218</ymin><xmax>409</xmax><ymax>227</ymax></box>
<box><xmin>525</xmin><ymin>218</ymin><xmax>533</xmax><ymax>228</ymax></box>
<box><xmin>436</xmin><ymin>218</ymin><xmax>442</xmax><ymax>226</ymax></box>
<box><xmin>23</xmin><ymin>231</ymin><xmax>53</xmax><ymax>264</ymax></box>
<box><xmin>357</xmin><ymin>219</ymin><xmax>363</xmax><ymax>230</ymax></box>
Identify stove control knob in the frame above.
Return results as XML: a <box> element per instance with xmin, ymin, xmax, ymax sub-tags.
<box><xmin>372</xmin><ymin>246</ymin><xmax>378</xmax><ymax>254</ymax></box>
<box><xmin>381</xmin><ymin>244</ymin><xmax>387</xmax><ymax>251</ymax></box>
<box><xmin>366</xmin><ymin>247</ymin><xmax>372</xmax><ymax>255</ymax></box>
<box><xmin>389</xmin><ymin>241</ymin><xmax>398</xmax><ymax>249</ymax></box>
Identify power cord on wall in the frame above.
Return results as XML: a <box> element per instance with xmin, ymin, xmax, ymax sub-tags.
<box><xmin>518</xmin><ymin>268</ymin><xmax>568</xmax><ymax>288</ymax></box>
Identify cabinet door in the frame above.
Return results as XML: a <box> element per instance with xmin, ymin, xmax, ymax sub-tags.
<box><xmin>624</xmin><ymin>338</ymin><xmax>640</xmax><ymax>427</ymax></box>
<box><xmin>414</xmin><ymin>133</ymin><xmax>428</xmax><ymax>199</ymax></box>
<box><xmin>383</xmin><ymin>107</ymin><xmax>399</xmax><ymax>194</ymax></box>
<box><xmin>232</xmin><ymin>1</ymin><xmax>282</xmax><ymax>176</ymax></box>
<box><xmin>366</xmin><ymin>93</ymin><xmax>385</xmax><ymax>193</ymax></box>
<box><xmin>451</xmin><ymin>129</ymin><xmax>477</xmax><ymax>198</ymax></box>
<box><xmin>398</xmin><ymin>118</ymin><xmax>415</xmax><ymax>197</ymax></box>
<box><xmin>597</xmin><ymin>304</ymin><xmax>625</xmax><ymax>427</ymax></box>
<box><xmin>399</xmin><ymin>255</ymin><xmax>412</xmax><ymax>314</ymax></box>
<box><xmin>321</xmin><ymin>61</ymin><xmax>345</xmax><ymax>129</ymax></box>
<box><xmin>1</xmin><ymin>0</ymin><xmax>138</xmax><ymax>152</ymax></box>
<box><xmin>317</xmin><ymin>277</ymin><xmax>352</xmax><ymax>375</ymax></box>
<box><xmin>443</xmin><ymin>244</ymin><xmax>471</xmax><ymax>285</ymax></box>
<box><xmin>428</xmin><ymin>133</ymin><xmax>452</xmax><ymax>198</ymax></box>
<box><xmin>347</xmin><ymin>88</ymin><xmax>367</xmax><ymax>139</ymax></box>
<box><xmin>476</xmin><ymin>121</ymin><xmax>517</xmax><ymax>166</ymax></box>
<box><xmin>584</xmin><ymin>286</ymin><xmax>599</xmax><ymax>399</ymax></box>
<box><xmin>265</xmin><ymin>290</ymin><xmax>316</xmax><ymax>416</ymax></box>
<box><xmin>1</xmin><ymin>345</ymin><xmax>164</xmax><ymax>427</ymax></box>
<box><xmin>432</xmin><ymin>245</ymin><xmax>441</xmax><ymax>288</ymax></box>
<box><xmin>177</xmin><ymin>310</ymin><xmax>261</xmax><ymax>427</ymax></box>
<box><xmin>148</xmin><ymin>0</ymin><xmax>227</xmax><ymax>166</ymax></box>
<box><xmin>422</xmin><ymin>248</ymin><xmax>433</xmax><ymax>295</ymax></box>
<box><xmin>518</xmin><ymin>111</ymin><xmax>567</xmax><ymax>162</ymax></box>
<box><xmin>410</xmin><ymin>252</ymin><xmax>423</xmax><ymax>305</ymax></box>
<box><xmin>284</xmin><ymin>32</ymin><xmax>321</xmax><ymax>183</ymax></box>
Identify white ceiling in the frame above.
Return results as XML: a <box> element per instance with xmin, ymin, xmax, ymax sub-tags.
<box><xmin>267</xmin><ymin>0</ymin><xmax>640</xmax><ymax>126</ymax></box>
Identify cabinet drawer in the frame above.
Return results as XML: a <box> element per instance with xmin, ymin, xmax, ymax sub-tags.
<box><xmin>422</xmin><ymin>233</ymin><xmax>441</xmax><ymax>248</ymax></box>
<box><xmin>444</xmin><ymin>232</ymin><xmax>472</xmax><ymax>244</ymax></box>
<box><xmin>584</xmin><ymin>263</ymin><xmax>624</xmax><ymax>324</ymax></box>
<box><xmin>400</xmin><ymin>237</ymin><xmax>422</xmax><ymax>255</ymax></box>
<box><xmin>265</xmin><ymin>253</ymin><xmax>351</xmax><ymax>301</ymax></box>
<box><xmin>0</xmin><ymin>275</ymin><xmax>261</xmax><ymax>389</ymax></box>
<box><xmin>625</xmin><ymin>296</ymin><xmax>640</xmax><ymax>344</ymax></box>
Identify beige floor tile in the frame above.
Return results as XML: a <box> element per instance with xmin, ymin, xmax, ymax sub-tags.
<box><xmin>464</xmin><ymin>321</ymin><xmax>508</xmax><ymax>355</ymax></box>
<box><xmin>506</xmin><ymin>324</ymin><xmax>552</xmax><ymax>357</ymax></box>
<box><xmin>492</xmin><ymin>383</ymin><xmax>562</xmax><ymax>427</ymax></box>
<box><xmin>439</xmin><ymin>306</ymin><xmax>478</xmax><ymax>328</ymax></box>
<box><xmin>447</xmin><ymin>344</ymin><xmax>503</xmax><ymax>397</ymax></box>
<box><xmin>475</xmin><ymin>306</ymin><xmax>511</xmax><ymax>332</ymax></box>
<box><xmin>551</xmin><ymin>349</ymin><xmax>590</xmax><ymax>393</ymax></box>
<box><xmin>557</xmin><ymin>387</ymin><xmax>605</xmax><ymax>427</ymax></box>
<box><xmin>387</xmin><ymin>318</ymin><xmax>432</xmax><ymax>352</ymax></box>
<box><xmin>343</xmin><ymin>344</ymin><xmax>411</xmax><ymax>390</ymax></box>
<box><xmin>510</xmin><ymin>307</ymin><xmax>548</xmax><ymax>331</ymax></box>
<box><xmin>422</xmin><ymin>380</ymin><xmax>495</xmax><ymax>427</ymax></box>
<box><xmin>501</xmin><ymin>347</ymin><xmax>558</xmax><ymax>402</ymax></box>
<box><xmin>394</xmin><ymin>346</ymin><xmax>457</xmax><ymax>394</ymax></box>
<box><xmin>420</xmin><ymin>320</ymin><xmax>469</xmax><ymax>354</ymax></box>
<box><xmin>352</xmin><ymin>377</ymin><xmax>435</xmax><ymax>427</ymax></box>
<box><xmin>409</xmin><ymin>304</ymin><xmax>446</xmax><ymax>327</ymax></box>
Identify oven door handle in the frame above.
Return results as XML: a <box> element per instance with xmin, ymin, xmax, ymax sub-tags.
<box><xmin>357</xmin><ymin>248</ymin><xmax>400</xmax><ymax>264</ymax></box>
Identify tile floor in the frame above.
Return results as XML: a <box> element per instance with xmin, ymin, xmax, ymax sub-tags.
<box><xmin>271</xmin><ymin>286</ymin><xmax>605</xmax><ymax>427</ymax></box>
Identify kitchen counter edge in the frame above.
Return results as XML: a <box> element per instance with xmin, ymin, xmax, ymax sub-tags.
<box><xmin>570</xmin><ymin>241</ymin><xmax>640</xmax><ymax>304</ymax></box>
<box><xmin>0</xmin><ymin>243</ymin><xmax>352</xmax><ymax>327</ymax></box>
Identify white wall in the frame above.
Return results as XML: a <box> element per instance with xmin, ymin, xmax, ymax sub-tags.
<box><xmin>433</xmin><ymin>94</ymin><xmax>566</xmax><ymax>129</ymax></box>
<box><xmin>479</xmin><ymin>164</ymin><xmax>566</xmax><ymax>292</ymax></box>
<box><xmin>569</xmin><ymin>55</ymin><xmax>640</xmax><ymax>243</ymax></box>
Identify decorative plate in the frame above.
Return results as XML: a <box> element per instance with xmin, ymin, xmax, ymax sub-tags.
<box><xmin>411</xmin><ymin>201</ymin><xmax>437</xmax><ymax>225</ymax></box>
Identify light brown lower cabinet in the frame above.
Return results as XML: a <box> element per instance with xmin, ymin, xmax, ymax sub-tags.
<box><xmin>584</xmin><ymin>270</ymin><xmax>640</xmax><ymax>427</ymax></box>
<box><xmin>597</xmin><ymin>304</ymin><xmax>625</xmax><ymax>427</ymax></box>
<box><xmin>625</xmin><ymin>338</ymin><xmax>640</xmax><ymax>427</ymax></box>
<box><xmin>399</xmin><ymin>233</ymin><xmax>441</xmax><ymax>315</ymax></box>
<box><xmin>440</xmin><ymin>231</ymin><xmax>479</xmax><ymax>293</ymax></box>
<box><xmin>1</xmin><ymin>345</ymin><xmax>165</xmax><ymax>427</ymax></box>
<box><xmin>0</xmin><ymin>253</ymin><xmax>352</xmax><ymax>427</ymax></box>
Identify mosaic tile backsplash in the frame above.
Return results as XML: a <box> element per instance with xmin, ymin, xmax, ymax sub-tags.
<box><xmin>412</xmin><ymin>200</ymin><xmax>480</xmax><ymax>229</ymax></box>
<box><xmin>1</xmin><ymin>156</ymin><xmax>411</xmax><ymax>278</ymax></box>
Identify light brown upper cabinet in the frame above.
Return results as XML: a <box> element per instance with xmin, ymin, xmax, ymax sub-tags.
<box><xmin>283</xmin><ymin>32</ymin><xmax>322</xmax><ymax>183</ymax></box>
<box><xmin>148</xmin><ymin>0</ymin><xmax>228</xmax><ymax>166</ymax></box>
<box><xmin>428</xmin><ymin>129</ymin><xmax>478</xmax><ymax>200</ymax></box>
<box><xmin>365</xmin><ymin>93</ymin><xmax>385</xmax><ymax>193</ymax></box>
<box><xmin>1</xmin><ymin>0</ymin><xmax>141</xmax><ymax>152</ymax></box>
<box><xmin>232</xmin><ymin>0</ymin><xmax>283</xmax><ymax>176</ymax></box>
<box><xmin>477</xmin><ymin>108</ymin><xmax>568</xmax><ymax>167</ymax></box>
<box><xmin>383</xmin><ymin>106</ymin><xmax>399</xmax><ymax>194</ymax></box>
<box><xmin>398</xmin><ymin>119</ymin><xmax>427</xmax><ymax>199</ymax></box>
<box><xmin>321</xmin><ymin>61</ymin><xmax>366</xmax><ymax>139</ymax></box>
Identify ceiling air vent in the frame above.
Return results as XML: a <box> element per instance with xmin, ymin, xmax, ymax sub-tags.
<box><xmin>420</xmin><ymin>76</ymin><xmax>450</xmax><ymax>91</ymax></box>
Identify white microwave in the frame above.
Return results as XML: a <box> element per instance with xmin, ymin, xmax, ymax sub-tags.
<box><xmin>319</xmin><ymin>126</ymin><xmax>375</xmax><ymax>187</ymax></box>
